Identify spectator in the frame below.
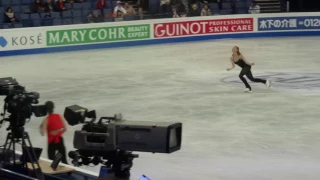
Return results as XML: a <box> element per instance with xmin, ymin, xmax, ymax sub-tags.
<box><xmin>115</xmin><ymin>10</ymin><xmax>124</xmax><ymax>21</ymax></box>
<box><xmin>215</xmin><ymin>0</ymin><xmax>222</xmax><ymax>10</ymax></box>
<box><xmin>85</xmin><ymin>12</ymin><xmax>94</xmax><ymax>23</ymax></box>
<box><xmin>249</xmin><ymin>1</ymin><xmax>260</xmax><ymax>14</ymax></box>
<box><xmin>3</xmin><ymin>7</ymin><xmax>19</xmax><ymax>23</ymax></box>
<box><xmin>96</xmin><ymin>0</ymin><xmax>107</xmax><ymax>9</ymax></box>
<box><xmin>171</xmin><ymin>0</ymin><xmax>186</xmax><ymax>13</ymax></box>
<box><xmin>114</xmin><ymin>1</ymin><xmax>126</xmax><ymax>14</ymax></box>
<box><xmin>92</xmin><ymin>10</ymin><xmax>103</xmax><ymax>22</ymax></box>
<box><xmin>44</xmin><ymin>0</ymin><xmax>56</xmax><ymax>12</ymax></box>
<box><xmin>55</xmin><ymin>0</ymin><xmax>66</xmax><ymax>12</ymax></box>
<box><xmin>124</xmin><ymin>2</ymin><xmax>136</xmax><ymax>15</ymax></box>
<box><xmin>160</xmin><ymin>0</ymin><xmax>170</xmax><ymax>13</ymax></box>
<box><xmin>138</xmin><ymin>7</ymin><xmax>143</xmax><ymax>19</ymax></box>
<box><xmin>32</xmin><ymin>0</ymin><xmax>45</xmax><ymax>13</ymax></box>
<box><xmin>188</xmin><ymin>4</ymin><xmax>200</xmax><ymax>16</ymax></box>
<box><xmin>67</xmin><ymin>0</ymin><xmax>85</xmax><ymax>2</ymax></box>
<box><xmin>172</xmin><ymin>7</ymin><xmax>180</xmax><ymax>18</ymax></box>
<box><xmin>201</xmin><ymin>4</ymin><xmax>211</xmax><ymax>16</ymax></box>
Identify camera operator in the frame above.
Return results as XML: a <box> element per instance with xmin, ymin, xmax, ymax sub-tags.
<box><xmin>40</xmin><ymin>101</ymin><xmax>68</xmax><ymax>164</ymax></box>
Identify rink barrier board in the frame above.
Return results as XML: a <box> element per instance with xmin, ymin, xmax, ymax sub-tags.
<box><xmin>1</xmin><ymin>30</ymin><xmax>320</xmax><ymax>57</ymax></box>
<box><xmin>0</xmin><ymin>12</ymin><xmax>320</xmax><ymax>56</ymax></box>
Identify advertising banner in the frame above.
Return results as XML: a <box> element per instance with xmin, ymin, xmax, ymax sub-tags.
<box><xmin>258</xmin><ymin>16</ymin><xmax>320</xmax><ymax>31</ymax></box>
<box><xmin>46</xmin><ymin>24</ymin><xmax>150</xmax><ymax>46</ymax></box>
<box><xmin>153</xmin><ymin>18</ymin><xmax>253</xmax><ymax>38</ymax></box>
<box><xmin>0</xmin><ymin>30</ymin><xmax>45</xmax><ymax>51</ymax></box>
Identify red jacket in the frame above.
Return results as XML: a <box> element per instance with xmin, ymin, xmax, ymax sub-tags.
<box><xmin>96</xmin><ymin>0</ymin><xmax>107</xmax><ymax>9</ymax></box>
<box><xmin>47</xmin><ymin>114</ymin><xmax>64</xmax><ymax>144</ymax></box>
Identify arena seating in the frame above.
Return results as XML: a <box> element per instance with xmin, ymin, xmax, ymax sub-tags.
<box><xmin>0</xmin><ymin>0</ymin><xmax>251</xmax><ymax>29</ymax></box>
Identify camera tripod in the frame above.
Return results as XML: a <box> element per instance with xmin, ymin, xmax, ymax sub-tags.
<box><xmin>0</xmin><ymin>130</ymin><xmax>45</xmax><ymax>180</ymax></box>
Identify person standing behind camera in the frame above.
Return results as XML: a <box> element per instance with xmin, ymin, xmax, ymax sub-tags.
<box><xmin>40</xmin><ymin>101</ymin><xmax>68</xmax><ymax>164</ymax></box>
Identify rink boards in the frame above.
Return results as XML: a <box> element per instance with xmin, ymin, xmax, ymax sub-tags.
<box><xmin>0</xmin><ymin>12</ymin><xmax>320</xmax><ymax>56</ymax></box>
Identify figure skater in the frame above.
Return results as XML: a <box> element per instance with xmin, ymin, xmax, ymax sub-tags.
<box><xmin>227</xmin><ymin>46</ymin><xmax>270</xmax><ymax>92</ymax></box>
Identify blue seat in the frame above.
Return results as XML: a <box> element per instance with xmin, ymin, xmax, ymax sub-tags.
<box><xmin>0</xmin><ymin>7</ymin><xmax>5</xmax><ymax>14</ymax></box>
<box><xmin>236</xmin><ymin>9</ymin><xmax>248</xmax><ymax>14</ymax></box>
<box><xmin>62</xmin><ymin>10</ymin><xmax>72</xmax><ymax>18</ymax></box>
<box><xmin>13</xmin><ymin>23</ymin><xmax>23</xmax><ymax>28</ymax></box>
<box><xmin>32</xmin><ymin>19</ymin><xmax>41</xmax><ymax>27</ymax></box>
<box><xmin>83</xmin><ymin>9</ymin><xmax>92</xmax><ymax>16</ymax></box>
<box><xmin>12</xmin><ymin>6</ymin><xmax>21</xmax><ymax>13</ymax></box>
<box><xmin>50</xmin><ymin>12</ymin><xmax>61</xmax><ymax>18</ymax></box>
<box><xmin>41</xmin><ymin>18</ymin><xmax>53</xmax><ymax>26</ymax></box>
<box><xmin>39</xmin><ymin>12</ymin><xmax>50</xmax><ymax>18</ymax></box>
<box><xmin>104</xmin><ymin>17</ymin><xmax>113</xmax><ymax>22</ymax></box>
<box><xmin>63</xmin><ymin>19</ymin><xmax>72</xmax><ymax>25</ymax></box>
<box><xmin>83</xmin><ymin>2</ymin><xmax>92</xmax><ymax>9</ymax></box>
<box><xmin>21</xmin><ymin>0</ymin><xmax>33</xmax><ymax>5</ymax></box>
<box><xmin>12</xmin><ymin>0</ymin><xmax>21</xmax><ymax>6</ymax></box>
<box><xmin>2</xmin><ymin>23</ymin><xmax>12</xmax><ymax>29</ymax></box>
<box><xmin>14</xmin><ymin>12</ymin><xmax>20</xmax><ymax>20</ymax></box>
<box><xmin>20</xmin><ymin>13</ymin><xmax>30</xmax><ymax>20</ymax></box>
<box><xmin>235</xmin><ymin>1</ymin><xmax>247</xmax><ymax>8</ymax></box>
<box><xmin>72</xmin><ymin>10</ymin><xmax>82</xmax><ymax>18</ymax></box>
<box><xmin>103</xmin><ymin>8</ymin><xmax>112</xmax><ymax>14</ymax></box>
<box><xmin>20</xmin><ymin>5</ymin><xmax>30</xmax><ymax>13</ymax></box>
<box><xmin>73</xmin><ymin>3</ymin><xmax>83</xmax><ymax>10</ymax></box>
<box><xmin>53</xmin><ymin>19</ymin><xmax>62</xmax><ymax>26</ymax></box>
<box><xmin>2</xmin><ymin>0</ymin><xmax>12</xmax><ymax>7</ymax></box>
<box><xmin>222</xmin><ymin>2</ymin><xmax>232</xmax><ymax>9</ymax></box>
<box><xmin>30</xmin><ymin>13</ymin><xmax>40</xmax><ymax>20</ymax></box>
<box><xmin>65</xmin><ymin>3</ymin><xmax>72</xmax><ymax>10</ymax></box>
<box><xmin>112</xmin><ymin>1</ymin><xmax>117</xmax><ymax>7</ymax></box>
<box><xmin>123</xmin><ymin>15</ymin><xmax>135</xmax><ymax>21</ymax></box>
<box><xmin>20</xmin><ymin>14</ymin><xmax>32</xmax><ymax>27</ymax></box>
<box><xmin>72</xmin><ymin>18</ymin><xmax>83</xmax><ymax>24</ymax></box>
<box><xmin>107</xmin><ymin>1</ymin><xmax>111</xmax><ymax>7</ymax></box>
<box><xmin>209</xmin><ymin>3</ymin><xmax>219</xmax><ymax>10</ymax></box>
<box><xmin>220</xmin><ymin>9</ymin><xmax>233</xmax><ymax>15</ymax></box>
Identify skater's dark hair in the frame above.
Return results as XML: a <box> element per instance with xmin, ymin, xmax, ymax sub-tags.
<box><xmin>235</xmin><ymin>46</ymin><xmax>241</xmax><ymax>55</ymax></box>
<box><xmin>45</xmin><ymin>101</ymin><xmax>54</xmax><ymax>114</ymax></box>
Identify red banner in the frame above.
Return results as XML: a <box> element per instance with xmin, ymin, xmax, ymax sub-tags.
<box><xmin>153</xmin><ymin>18</ymin><xmax>254</xmax><ymax>38</ymax></box>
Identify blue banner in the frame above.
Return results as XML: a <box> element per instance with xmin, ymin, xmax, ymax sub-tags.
<box><xmin>258</xmin><ymin>16</ymin><xmax>320</xmax><ymax>31</ymax></box>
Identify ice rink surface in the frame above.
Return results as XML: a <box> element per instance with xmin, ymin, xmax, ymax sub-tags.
<box><xmin>1</xmin><ymin>37</ymin><xmax>320</xmax><ymax>180</ymax></box>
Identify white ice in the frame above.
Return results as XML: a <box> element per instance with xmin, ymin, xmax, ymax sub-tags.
<box><xmin>1</xmin><ymin>37</ymin><xmax>320</xmax><ymax>180</ymax></box>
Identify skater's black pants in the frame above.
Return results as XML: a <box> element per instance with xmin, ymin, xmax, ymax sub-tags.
<box><xmin>48</xmin><ymin>137</ymin><xmax>68</xmax><ymax>164</ymax></box>
<box><xmin>239</xmin><ymin>66</ymin><xmax>266</xmax><ymax>90</ymax></box>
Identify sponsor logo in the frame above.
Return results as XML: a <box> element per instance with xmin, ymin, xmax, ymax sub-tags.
<box><xmin>154</xmin><ymin>18</ymin><xmax>253</xmax><ymax>38</ymax></box>
<box><xmin>0</xmin><ymin>36</ymin><xmax>7</xmax><ymax>47</ymax></box>
<box><xmin>258</xmin><ymin>16</ymin><xmax>320</xmax><ymax>31</ymax></box>
<box><xmin>46</xmin><ymin>24</ymin><xmax>150</xmax><ymax>46</ymax></box>
<box><xmin>222</xmin><ymin>72</ymin><xmax>320</xmax><ymax>91</ymax></box>
<box><xmin>0</xmin><ymin>33</ymin><xmax>43</xmax><ymax>50</ymax></box>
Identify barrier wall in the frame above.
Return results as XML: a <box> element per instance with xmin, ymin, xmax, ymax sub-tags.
<box><xmin>0</xmin><ymin>12</ymin><xmax>320</xmax><ymax>56</ymax></box>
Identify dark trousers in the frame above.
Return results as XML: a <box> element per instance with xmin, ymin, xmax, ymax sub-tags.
<box><xmin>48</xmin><ymin>137</ymin><xmax>68</xmax><ymax>164</ymax></box>
<box><xmin>239</xmin><ymin>66</ymin><xmax>266</xmax><ymax>90</ymax></box>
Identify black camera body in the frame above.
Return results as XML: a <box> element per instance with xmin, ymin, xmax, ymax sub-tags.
<box><xmin>64</xmin><ymin>104</ymin><xmax>182</xmax><ymax>179</ymax></box>
<box><xmin>0</xmin><ymin>77</ymin><xmax>47</xmax><ymax>138</ymax></box>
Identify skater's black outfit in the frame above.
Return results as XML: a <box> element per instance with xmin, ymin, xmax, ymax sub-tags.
<box><xmin>234</xmin><ymin>58</ymin><xmax>266</xmax><ymax>90</ymax></box>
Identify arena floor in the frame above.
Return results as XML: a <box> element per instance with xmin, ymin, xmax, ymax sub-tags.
<box><xmin>1</xmin><ymin>37</ymin><xmax>320</xmax><ymax>180</ymax></box>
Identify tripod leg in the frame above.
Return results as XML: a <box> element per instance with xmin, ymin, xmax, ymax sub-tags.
<box><xmin>0</xmin><ymin>133</ymin><xmax>10</xmax><ymax>168</ymax></box>
<box><xmin>0</xmin><ymin>133</ymin><xmax>13</xmax><ymax>168</ymax></box>
<box><xmin>22</xmin><ymin>132</ymin><xmax>45</xmax><ymax>180</ymax></box>
<box><xmin>12</xmin><ymin>137</ymin><xmax>16</xmax><ymax>166</ymax></box>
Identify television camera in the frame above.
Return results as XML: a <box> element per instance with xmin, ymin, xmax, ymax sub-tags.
<box><xmin>64</xmin><ymin>105</ymin><xmax>182</xmax><ymax>179</ymax></box>
<box><xmin>0</xmin><ymin>77</ymin><xmax>47</xmax><ymax>180</ymax></box>
<box><xmin>0</xmin><ymin>77</ymin><xmax>47</xmax><ymax>138</ymax></box>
